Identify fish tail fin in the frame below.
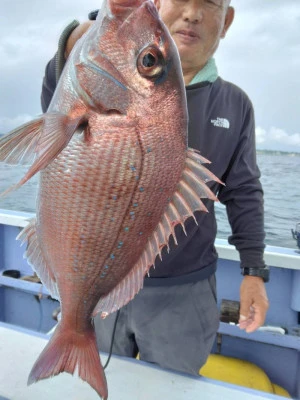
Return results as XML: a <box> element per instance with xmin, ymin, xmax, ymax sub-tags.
<box><xmin>28</xmin><ymin>322</ymin><xmax>108</xmax><ymax>400</ymax></box>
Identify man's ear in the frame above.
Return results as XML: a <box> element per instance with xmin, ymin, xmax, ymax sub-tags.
<box><xmin>153</xmin><ymin>0</ymin><xmax>161</xmax><ymax>11</ymax></box>
<box><xmin>221</xmin><ymin>6</ymin><xmax>234</xmax><ymax>39</ymax></box>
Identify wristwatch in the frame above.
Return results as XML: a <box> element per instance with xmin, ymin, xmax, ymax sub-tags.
<box><xmin>241</xmin><ymin>266</ymin><xmax>270</xmax><ymax>283</ymax></box>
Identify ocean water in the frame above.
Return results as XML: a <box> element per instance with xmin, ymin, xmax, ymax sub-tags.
<box><xmin>0</xmin><ymin>154</ymin><xmax>299</xmax><ymax>249</ymax></box>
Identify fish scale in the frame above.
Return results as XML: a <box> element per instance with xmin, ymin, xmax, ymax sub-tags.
<box><xmin>40</xmin><ymin>125</ymin><xmax>143</xmax><ymax>294</ymax></box>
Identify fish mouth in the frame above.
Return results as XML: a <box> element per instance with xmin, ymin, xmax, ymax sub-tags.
<box><xmin>104</xmin><ymin>109</ymin><xmax>123</xmax><ymax>115</ymax></box>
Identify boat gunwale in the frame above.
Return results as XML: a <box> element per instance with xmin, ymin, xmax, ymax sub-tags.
<box><xmin>0</xmin><ymin>208</ymin><xmax>299</xmax><ymax>270</ymax></box>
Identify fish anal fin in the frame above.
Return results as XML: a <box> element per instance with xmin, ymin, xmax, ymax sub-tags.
<box><xmin>17</xmin><ymin>219</ymin><xmax>60</xmax><ymax>300</ymax></box>
<box><xmin>93</xmin><ymin>148</ymin><xmax>222</xmax><ymax>317</ymax></box>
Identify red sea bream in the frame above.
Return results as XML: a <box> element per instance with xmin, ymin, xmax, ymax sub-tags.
<box><xmin>0</xmin><ymin>0</ymin><xmax>221</xmax><ymax>398</ymax></box>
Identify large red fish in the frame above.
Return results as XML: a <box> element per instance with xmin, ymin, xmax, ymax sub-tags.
<box><xmin>0</xmin><ymin>0</ymin><xmax>221</xmax><ymax>398</ymax></box>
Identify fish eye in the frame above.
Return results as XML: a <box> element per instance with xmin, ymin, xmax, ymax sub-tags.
<box><xmin>137</xmin><ymin>46</ymin><xmax>165</xmax><ymax>79</ymax></box>
<box><xmin>142</xmin><ymin>53</ymin><xmax>156</xmax><ymax>68</ymax></box>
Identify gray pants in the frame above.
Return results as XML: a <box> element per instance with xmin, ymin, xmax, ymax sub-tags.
<box><xmin>94</xmin><ymin>274</ymin><xmax>219</xmax><ymax>375</ymax></box>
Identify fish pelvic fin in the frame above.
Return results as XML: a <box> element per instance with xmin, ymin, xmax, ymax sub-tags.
<box><xmin>0</xmin><ymin>112</ymin><xmax>82</xmax><ymax>196</ymax></box>
<box><xmin>17</xmin><ymin>219</ymin><xmax>60</xmax><ymax>300</ymax></box>
<box><xmin>93</xmin><ymin>148</ymin><xmax>223</xmax><ymax>318</ymax></box>
<box><xmin>28</xmin><ymin>322</ymin><xmax>108</xmax><ymax>400</ymax></box>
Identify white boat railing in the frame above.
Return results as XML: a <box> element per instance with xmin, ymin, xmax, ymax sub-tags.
<box><xmin>1</xmin><ymin>208</ymin><xmax>299</xmax><ymax>270</ymax></box>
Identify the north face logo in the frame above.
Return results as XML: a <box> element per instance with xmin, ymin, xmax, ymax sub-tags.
<box><xmin>211</xmin><ymin>117</ymin><xmax>230</xmax><ymax>129</ymax></box>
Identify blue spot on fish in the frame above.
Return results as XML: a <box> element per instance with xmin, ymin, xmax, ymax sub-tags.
<box><xmin>110</xmin><ymin>254</ymin><xmax>115</xmax><ymax>260</ymax></box>
<box><xmin>104</xmin><ymin>265</ymin><xmax>109</xmax><ymax>269</ymax></box>
<box><xmin>133</xmin><ymin>203</ymin><xmax>138</xmax><ymax>207</ymax></box>
<box><xmin>112</xmin><ymin>195</ymin><xmax>117</xmax><ymax>200</ymax></box>
<box><xmin>147</xmin><ymin>147</ymin><xmax>152</xmax><ymax>153</ymax></box>
<box><xmin>139</xmin><ymin>187</ymin><xmax>144</xmax><ymax>192</ymax></box>
<box><xmin>125</xmin><ymin>227</ymin><xmax>129</xmax><ymax>232</ymax></box>
<box><xmin>130</xmin><ymin>166</ymin><xmax>136</xmax><ymax>172</ymax></box>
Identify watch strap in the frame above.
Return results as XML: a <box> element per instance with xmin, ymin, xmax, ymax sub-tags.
<box><xmin>241</xmin><ymin>266</ymin><xmax>270</xmax><ymax>283</ymax></box>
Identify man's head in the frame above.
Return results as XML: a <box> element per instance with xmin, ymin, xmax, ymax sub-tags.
<box><xmin>153</xmin><ymin>0</ymin><xmax>234</xmax><ymax>82</ymax></box>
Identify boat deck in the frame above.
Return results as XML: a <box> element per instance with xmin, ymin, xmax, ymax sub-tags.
<box><xmin>0</xmin><ymin>322</ymin><xmax>288</xmax><ymax>400</ymax></box>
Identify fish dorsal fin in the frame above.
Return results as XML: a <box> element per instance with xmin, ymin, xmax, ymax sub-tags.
<box><xmin>17</xmin><ymin>219</ymin><xmax>60</xmax><ymax>300</ymax></box>
<box><xmin>93</xmin><ymin>148</ymin><xmax>222</xmax><ymax>318</ymax></box>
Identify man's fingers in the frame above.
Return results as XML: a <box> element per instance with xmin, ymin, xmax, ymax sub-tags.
<box><xmin>239</xmin><ymin>302</ymin><xmax>268</xmax><ymax>332</ymax></box>
<box><xmin>239</xmin><ymin>298</ymin><xmax>253</xmax><ymax>324</ymax></box>
<box><xmin>239</xmin><ymin>312</ymin><xmax>253</xmax><ymax>330</ymax></box>
<box><xmin>245</xmin><ymin>304</ymin><xmax>265</xmax><ymax>332</ymax></box>
<box><xmin>239</xmin><ymin>276</ymin><xmax>269</xmax><ymax>333</ymax></box>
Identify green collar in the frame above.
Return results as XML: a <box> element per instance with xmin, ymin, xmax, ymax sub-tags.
<box><xmin>188</xmin><ymin>58</ymin><xmax>218</xmax><ymax>86</ymax></box>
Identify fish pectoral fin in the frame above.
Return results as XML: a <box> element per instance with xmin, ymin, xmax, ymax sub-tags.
<box><xmin>93</xmin><ymin>148</ymin><xmax>222</xmax><ymax>319</ymax></box>
<box><xmin>0</xmin><ymin>116</ymin><xmax>44</xmax><ymax>165</ymax></box>
<box><xmin>17</xmin><ymin>219</ymin><xmax>60</xmax><ymax>300</ymax></box>
<box><xmin>0</xmin><ymin>112</ymin><xmax>82</xmax><ymax>195</ymax></box>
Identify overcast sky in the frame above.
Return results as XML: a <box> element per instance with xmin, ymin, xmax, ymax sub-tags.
<box><xmin>0</xmin><ymin>0</ymin><xmax>299</xmax><ymax>152</ymax></box>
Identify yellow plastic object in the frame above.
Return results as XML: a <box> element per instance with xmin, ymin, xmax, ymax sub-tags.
<box><xmin>200</xmin><ymin>354</ymin><xmax>274</xmax><ymax>393</ymax></box>
<box><xmin>272</xmin><ymin>383</ymin><xmax>291</xmax><ymax>398</ymax></box>
<box><xmin>137</xmin><ymin>352</ymin><xmax>292</xmax><ymax>397</ymax></box>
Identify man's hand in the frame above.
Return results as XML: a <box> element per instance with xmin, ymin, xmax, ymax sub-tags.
<box><xmin>65</xmin><ymin>21</ymin><xmax>94</xmax><ymax>59</ymax></box>
<box><xmin>239</xmin><ymin>275</ymin><xmax>269</xmax><ymax>333</ymax></box>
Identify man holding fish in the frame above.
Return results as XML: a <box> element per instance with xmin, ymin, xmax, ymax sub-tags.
<box><xmin>40</xmin><ymin>0</ymin><xmax>269</xmax><ymax>385</ymax></box>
